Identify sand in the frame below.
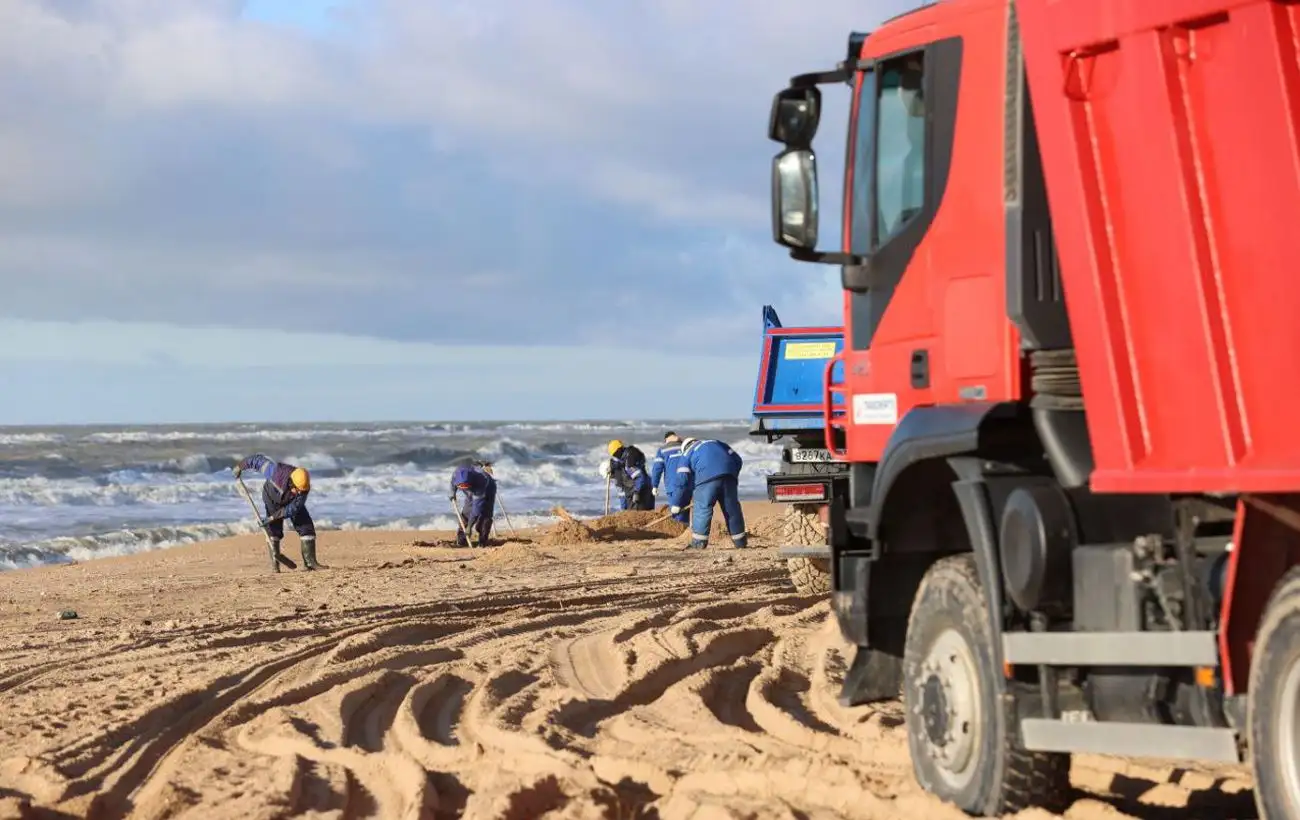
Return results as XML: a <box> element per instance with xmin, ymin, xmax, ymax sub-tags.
<box><xmin>0</xmin><ymin>500</ymin><xmax>1255</xmax><ymax>819</ymax></box>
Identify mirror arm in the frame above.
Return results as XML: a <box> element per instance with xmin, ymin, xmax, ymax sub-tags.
<box><xmin>788</xmin><ymin>59</ymin><xmax>872</xmax><ymax>90</ymax></box>
<box><xmin>789</xmin><ymin>250</ymin><xmax>864</xmax><ymax>266</ymax></box>
<box><xmin>784</xmin><ymin>251</ymin><xmax>885</xmax><ymax>295</ymax></box>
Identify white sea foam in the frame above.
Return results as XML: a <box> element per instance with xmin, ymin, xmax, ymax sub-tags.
<box><xmin>0</xmin><ymin>421</ymin><xmax>786</xmax><ymax>569</ymax></box>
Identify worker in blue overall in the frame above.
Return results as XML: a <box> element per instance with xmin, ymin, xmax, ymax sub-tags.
<box><xmin>600</xmin><ymin>440</ymin><xmax>655</xmax><ymax>511</ymax></box>
<box><xmin>650</xmin><ymin>431</ymin><xmax>690</xmax><ymax>524</ymax></box>
<box><xmin>232</xmin><ymin>454</ymin><xmax>319</xmax><ymax>569</ymax></box>
<box><xmin>671</xmin><ymin>437</ymin><xmax>747</xmax><ymax>549</ymax></box>
<box><xmin>450</xmin><ymin>462</ymin><xmax>496</xmax><ymax>547</ymax></box>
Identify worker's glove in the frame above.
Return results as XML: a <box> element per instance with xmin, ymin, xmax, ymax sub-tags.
<box><xmin>232</xmin><ymin>465</ymin><xmax>242</xmax><ymax>478</ymax></box>
<box><xmin>670</xmin><ymin>506</ymin><xmax>682</xmax><ymax>515</ymax></box>
<box><xmin>257</xmin><ymin>516</ymin><xmax>269</xmax><ymax>528</ymax></box>
<box><xmin>597</xmin><ymin>460</ymin><xmax>611</xmax><ymax>479</ymax></box>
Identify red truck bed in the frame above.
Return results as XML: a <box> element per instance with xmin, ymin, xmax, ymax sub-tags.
<box><xmin>1018</xmin><ymin>0</ymin><xmax>1300</xmax><ymax>493</ymax></box>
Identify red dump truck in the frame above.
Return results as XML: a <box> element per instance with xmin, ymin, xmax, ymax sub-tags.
<box><xmin>766</xmin><ymin>0</ymin><xmax>1300</xmax><ymax>816</ymax></box>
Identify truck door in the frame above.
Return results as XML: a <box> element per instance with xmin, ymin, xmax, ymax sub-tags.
<box><xmin>766</xmin><ymin>8</ymin><xmax>1012</xmax><ymax>470</ymax></box>
<box><xmin>841</xmin><ymin>25</ymin><xmax>1015</xmax><ymax>465</ymax></box>
<box><xmin>841</xmin><ymin>47</ymin><xmax>941</xmax><ymax>463</ymax></box>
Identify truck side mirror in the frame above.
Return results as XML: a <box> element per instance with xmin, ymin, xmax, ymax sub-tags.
<box><xmin>768</xmin><ymin>87</ymin><xmax>821</xmax><ymax>148</ymax></box>
<box><xmin>771</xmin><ymin>148</ymin><xmax>819</xmax><ymax>249</ymax></box>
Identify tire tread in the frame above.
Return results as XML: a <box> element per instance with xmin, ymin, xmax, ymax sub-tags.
<box><xmin>1247</xmin><ymin>565</ymin><xmax>1300</xmax><ymax>820</ymax></box>
<box><xmin>781</xmin><ymin>505</ymin><xmax>831</xmax><ymax>596</ymax></box>
<box><xmin>908</xmin><ymin>554</ymin><xmax>1071</xmax><ymax>816</ymax></box>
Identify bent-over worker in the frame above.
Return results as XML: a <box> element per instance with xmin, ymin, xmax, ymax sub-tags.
<box><xmin>651</xmin><ymin>431</ymin><xmax>690</xmax><ymax>523</ymax></box>
<box><xmin>450</xmin><ymin>462</ymin><xmax>496</xmax><ymax>547</ymax></box>
<box><xmin>232</xmin><ymin>454</ymin><xmax>319</xmax><ymax>570</ymax></box>
<box><xmin>672</xmin><ymin>438</ymin><xmax>747</xmax><ymax>549</ymax></box>
<box><xmin>601</xmin><ymin>439</ymin><xmax>654</xmax><ymax>511</ymax></box>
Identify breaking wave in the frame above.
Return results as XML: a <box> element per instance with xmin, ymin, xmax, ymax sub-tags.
<box><xmin>0</xmin><ymin>420</ymin><xmax>781</xmax><ymax>570</ymax></box>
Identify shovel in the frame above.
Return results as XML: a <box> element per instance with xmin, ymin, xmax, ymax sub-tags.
<box><xmin>450</xmin><ymin>491</ymin><xmax>480</xmax><ymax>548</ymax></box>
<box><xmin>647</xmin><ymin>502</ymin><xmax>693</xmax><ymax>528</ymax></box>
<box><xmin>235</xmin><ymin>475</ymin><xmax>297</xmax><ymax>572</ymax></box>
<box><xmin>495</xmin><ymin>494</ymin><xmax>519</xmax><ymax>538</ymax></box>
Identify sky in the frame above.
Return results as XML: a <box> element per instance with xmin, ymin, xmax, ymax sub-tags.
<box><xmin>0</xmin><ymin>0</ymin><xmax>920</xmax><ymax>425</ymax></box>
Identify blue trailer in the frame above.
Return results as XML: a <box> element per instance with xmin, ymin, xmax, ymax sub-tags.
<box><xmin>750</xmin><ymin>305</ymin><xmax>848</xmax><ymax>593</ymax></box>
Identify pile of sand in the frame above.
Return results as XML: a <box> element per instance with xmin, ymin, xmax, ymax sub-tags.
<box><xmin>588</xmin><ymin>508</ymin><xmax>688</xmax><ymax>538</ymax></box>
<box><xmin>539</xmin><ymin>518</ymin><xmax>598</xmax><ymax>546</ymax></box>
<box><xmin>536</xmin><ymin>507</ymin><xmax>687</xmax><ymax>546</ymax></box>
<box><xmin>535</xmin><ymin>506</ymin><xmax>787</xmax><ymax>548</ymax></box>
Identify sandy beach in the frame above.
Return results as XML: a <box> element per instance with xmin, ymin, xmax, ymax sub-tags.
<box><xmin>0</xmin><ymin>502</ymin><xmax>1256</xmax><ymax>820</ymax></box>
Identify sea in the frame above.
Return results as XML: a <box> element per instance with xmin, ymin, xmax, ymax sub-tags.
<box><xmin>0</xmin><ymin>420</ymin><xmax>782</xmax><ymax>571</ymax></box>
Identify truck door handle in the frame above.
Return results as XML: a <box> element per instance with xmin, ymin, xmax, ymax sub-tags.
<box><xmin>911</xmin><ymin>349</ymin><xmax>930</xmax><ymax>389</ymax></box>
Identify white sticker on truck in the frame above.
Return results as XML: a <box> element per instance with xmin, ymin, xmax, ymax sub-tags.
<box><xmin>852</xmin><ymin>393</ymin><xmax>898</xmax><ymax>425</ymax></box>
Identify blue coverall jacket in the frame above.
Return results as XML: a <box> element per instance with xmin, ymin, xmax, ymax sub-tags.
<box><xmin>237</xmin><ymin>453</ymin><xmax>313</xmax><ymax>538</ymax></box>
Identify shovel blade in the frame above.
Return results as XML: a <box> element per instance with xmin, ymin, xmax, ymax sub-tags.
<box><xmin>267</xmin><ymin>538</ymin><xmax>296</xmax><ymax>572</ymax></box>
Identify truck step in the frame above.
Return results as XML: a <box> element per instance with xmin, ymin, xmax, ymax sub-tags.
<box><xmin>1003</xmin><ymin>630</ymin><xmax>1219</xmax><ymax>667</ymax></box>
<box><xmin>777</xmin><ymin>546</ymin><xmax>832</xmax><ymax>559</ymax></box>
<box><xmin>1020</xmin><ymin>719</ymin><xmax>1240</xmax><ymax>762</ymax></box>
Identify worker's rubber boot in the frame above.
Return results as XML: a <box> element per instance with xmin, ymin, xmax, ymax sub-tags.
<box><xmin>268</xmin><ymin>538</ymin><xmax>283</xmax><ymax>573</ymax></box>
<box><xmin>300</xmin><ymin>536</ymin><xmax>320</xmax><ymax>571</ymax></box>
<box><xmin>730</xmin><ymin>532</ymin><xmax>749</xmax><ymax>549</ymax></box>
<box><xmin>688</xmin><ymin>533</ymin><xmax>709</xmax><ymax>550</ymax></box>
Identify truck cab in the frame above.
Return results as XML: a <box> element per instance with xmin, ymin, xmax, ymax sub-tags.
<box><xmin>749</xmin><ymin>305</ymin><xmax>847</xmax><ymax>593</ymax></box>
<box><xmin>764</xmin><ymin>1</ymin><xmax>1300</xmax><ymax>818</ymax></box>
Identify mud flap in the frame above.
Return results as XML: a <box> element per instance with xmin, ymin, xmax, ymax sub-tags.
<box><xmin>839</xmin><ymin>645</ymin><xmax>903</xmax><ymax>706</ymax></box>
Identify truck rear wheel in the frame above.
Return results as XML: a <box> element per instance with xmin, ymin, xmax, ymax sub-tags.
<box><xmin>781</xmin><ymin>504</ymin><xmax>830</xmax><ymax>595</ymax></box>
<box><xmin>904</xmin><ymin>554</ymin><xmax>1070</xmax><ymax>816</ymax></box>
<box><xmin>1248</xmin><ymin>566</ymin><xmax>1300</xmax><ymax>820</ymax></box>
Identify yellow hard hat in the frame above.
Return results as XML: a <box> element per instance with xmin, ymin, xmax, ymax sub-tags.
<box><xmin>607</xmin><ymin>439</ymin><xmax>624</xmax><ymax>456</ymax></box>
<box><xmin>290</xmin><ymin>467</ymin><xmax>311</xmax><ymax>492</ymax></box>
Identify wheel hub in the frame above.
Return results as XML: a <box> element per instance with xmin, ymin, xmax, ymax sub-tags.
<box><xmin>916</xmin><ymin>628</ymin><xmax>982</xmax><ymax>790</ymax></box>
<box><xmin>922</xmin><ymin>673</ymin><xmax>950</xmax><ymax>745</ymax></box>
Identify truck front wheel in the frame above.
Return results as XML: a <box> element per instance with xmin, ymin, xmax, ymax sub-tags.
<box><xmin>1248</xmin><ymin>566</ymin><xmax>1300</xmax><ymax>820</ymax></box>
<box><xmin>904</xmin><ymin>554</ymin><xmax>1069</xmax><ymax>815</ymax></box>
<box><xmin>781</xmin><ymin>504</ymin><xmax>830</xmax><ymax>595</ymax></box>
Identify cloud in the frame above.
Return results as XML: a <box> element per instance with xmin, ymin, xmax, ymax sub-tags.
<box><xmin>0</xmin><ymin>317</ymin><xmax>757</xmax><ymax>424</ymax></box>
<box><xmin>0</xmin><ymin>0</ymin><xmax>920</xmax><ymax>422</ymax></box>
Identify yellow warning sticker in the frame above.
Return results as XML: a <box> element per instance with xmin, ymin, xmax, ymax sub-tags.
<box><xmin>783</xmin><ymin>341</ymin><xmax>837</xmax><ymax>360</ymax></box>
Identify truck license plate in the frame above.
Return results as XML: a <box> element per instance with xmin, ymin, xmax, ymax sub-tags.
<box><xmin>791</xmin><ymin>448</ymin><xmax>834</xmax><ymax>463</ymax></box>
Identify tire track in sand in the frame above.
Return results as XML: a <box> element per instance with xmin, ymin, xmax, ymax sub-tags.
<box><xmin>0</xmin><ymin>551</ymin><xmax>1258</xmax><ymax>820</ymax></box>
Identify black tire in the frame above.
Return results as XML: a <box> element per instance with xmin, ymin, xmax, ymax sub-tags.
<box><xmin>903</xmin><ymin>554</ymin><xmax>1070</xmax><ymax>816</ymax></box>
<box><xmin>1248</xmin><ymin>566</ymin><xmax>1300</xmax><ymax>820</ymax></box>
<box><xmin>781</xmin><ymin>505</ymin><xmax>831</xmax><ymax>595</ymax></box>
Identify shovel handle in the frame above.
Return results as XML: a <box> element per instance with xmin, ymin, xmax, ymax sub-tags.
<box><xmin>234</xmin><ymin>475</ymin><xmax>263</xmax><ymax>522</ymax></box>
<box><xmin>647</xmin><ymin>502</ymin><xmax>692</xmax><ymax>528</ymax></box>
<box><xmin>450</xmin><ymin>492</ymin><xmax>478</xmax><ymax>547</ymax></box>
<box><xmin>495</xmin><ymin>495</ymin><xmax>518</xmax><ymax>538</ymax></box>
